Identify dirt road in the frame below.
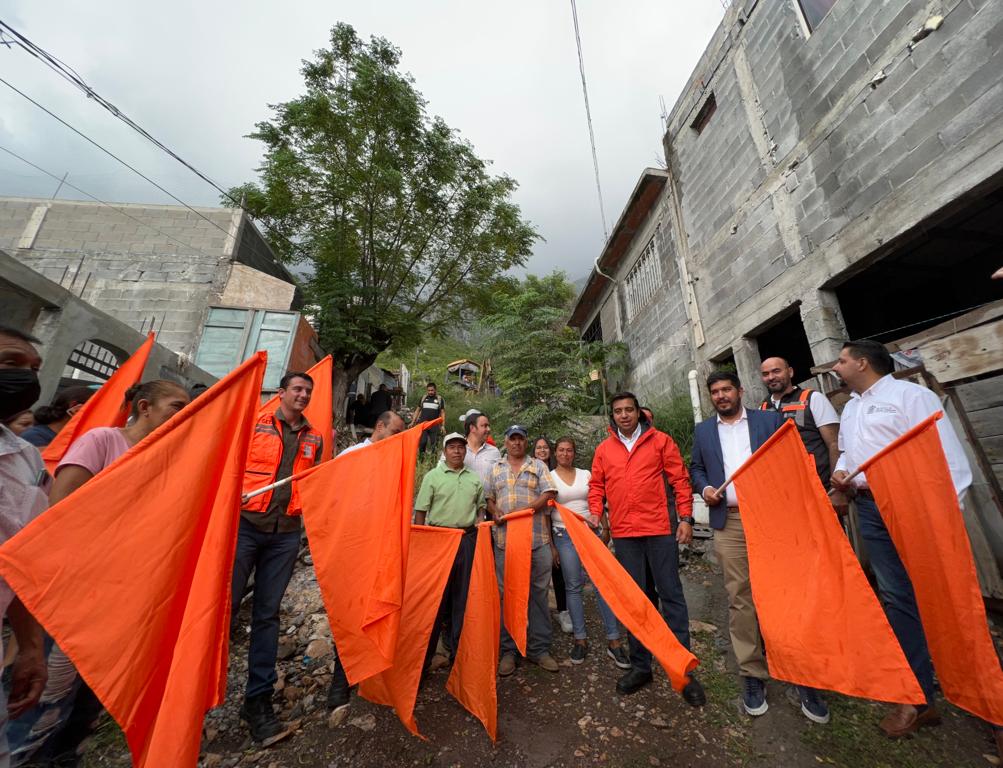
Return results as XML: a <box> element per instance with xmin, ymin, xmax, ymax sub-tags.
<box><xmin>82</xmin><ymin>550</ymin><xmax>999</xmax><ymax>768</ymax></box>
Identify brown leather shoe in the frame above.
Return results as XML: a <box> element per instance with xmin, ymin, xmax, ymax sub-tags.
<box><xmin>878</xmin><ymin>704</ymin><xmax>941</xmax><ymax>738</ymax></box>
<box><xmin>498</xmin><ymin>654</ymin><xmax>517</xmax><ymax>677</ymax></box>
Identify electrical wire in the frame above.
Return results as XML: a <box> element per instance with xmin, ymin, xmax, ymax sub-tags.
<box><xmin>0</xmin><ymin>18</ymin><xmax>309</xmax><ymax>263</ymax></box>
<box><xmin>0</xmin><ymin>19</ymin><xmax>237</xmax><ymax>206</ymax></box>
<box><xmin>569</xmin><ymin>0</ymin><xmax>610</xmax><ymax>243</ymax></box>
<box><xmin>0</xmin><ymin>75</ymin><xmax>235</xmax><ymax>241</ymax></box>
<box><xmin>0</xmin><ymin>142</ymin><xmax>225</xmax><ymax>261</ymax></box>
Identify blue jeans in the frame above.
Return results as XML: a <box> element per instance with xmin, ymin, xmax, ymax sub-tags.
<box><xmin>613</xmin><ymin>534</ymin><xmax>691</xmax><ymax>674</ymax></box>
<box><xmin>494</xmin><ymin>542</ymin><xmax>553</xmax><ymax>659</ymax></box>
<box><xmin>231</xmin><ymin>518</ymin><xmax>302</xmax><ymax>699</ymax></box>
<box><xmin>856</xmin><ymin>496</ymin><xmax>936</xmax><ymax>701</ymax></box>
<box><xmin>552</xmin><ymin>527</ymin><xmax>620</xmax><ymax>642</ymax></box>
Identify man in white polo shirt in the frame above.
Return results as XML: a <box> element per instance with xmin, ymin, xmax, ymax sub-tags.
<box><xmin>831</xmin><ymin>339</ymin><xmax>973</xmax><ymax>739</ymax></box>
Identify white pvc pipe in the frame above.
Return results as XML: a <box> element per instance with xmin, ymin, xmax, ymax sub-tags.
<box><xmin>687</xmin><ymin>369</ymin><xmax>701</xmax><ymax>424</ymax></box>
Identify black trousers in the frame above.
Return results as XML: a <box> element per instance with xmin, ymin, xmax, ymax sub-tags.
<box><xmin>424</xmin><ymin>528</ymin><xmax>477</xmax><ymax>667</ymax></box>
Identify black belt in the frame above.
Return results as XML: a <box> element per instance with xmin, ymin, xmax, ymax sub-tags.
<box><xmin>857</xmin><ymin>488</ymin><xmax>874</xmax><ymax>501</ymax></box>
<box><xmin>463</xmin><ymin>526</ymin><xmax>478</xmax><ymax>535</ymax></box>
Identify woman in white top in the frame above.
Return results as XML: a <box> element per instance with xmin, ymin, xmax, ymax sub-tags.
<box><xmin>550</xmin><ymin>437</ymin><xmax>628</xmax><ymax>668</ymax></box>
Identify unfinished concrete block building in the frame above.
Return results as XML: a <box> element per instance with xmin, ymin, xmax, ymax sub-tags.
<box><xmin>570</xmin><ymin>0</ymin><xmax>1003</xmax><ymax>591</ymax></box>
<box><xmin>0</xmin><ymin>198</ymin><xmax>324</xmax><ymax>401</ymax></box>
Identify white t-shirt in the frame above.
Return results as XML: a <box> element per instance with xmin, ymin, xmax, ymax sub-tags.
<box><xmin>769</xmin><ymin>389</ymin><xmax>839</xmax><ymax>427</ymax></box>
<box><xmin>339</xmin><ymin>438</ymin><xmax>371</xmax><ymax>456</ymax></box>
<box><xmin>551</xmin><ymin>467</ymin><xmax>591</xmax><ymax>527</ymax></box>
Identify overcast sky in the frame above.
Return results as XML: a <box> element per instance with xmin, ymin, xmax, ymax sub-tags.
<box><xmin>0</xmin><ymin>1</ymin><xmax>724</xmax><ymax>280</ymax></box>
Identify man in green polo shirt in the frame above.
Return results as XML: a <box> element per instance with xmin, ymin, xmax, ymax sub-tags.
<box><xmin>416</xmin><ymin>432</ymin><xmax>486</xmax><ymax>669</ymax></box>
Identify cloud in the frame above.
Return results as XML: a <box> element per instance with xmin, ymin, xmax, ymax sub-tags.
<box><xmin>0</xmin><ymin>0</ymin><xmax>723</xmax><ymax>280</ymax></box>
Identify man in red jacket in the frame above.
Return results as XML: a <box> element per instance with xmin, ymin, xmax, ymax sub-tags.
<box><xmin>589</xmin><ymin>391</ymin><xmax>705</xmax><ymax>704</ymax></box>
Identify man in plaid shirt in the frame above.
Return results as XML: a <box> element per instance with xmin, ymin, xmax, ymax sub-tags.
<box><xmin>486</xmin><ymin>425</ymin><xmax>558</xmax><ymax>676</ymax></box>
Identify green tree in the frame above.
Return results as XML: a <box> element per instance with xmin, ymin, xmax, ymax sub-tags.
<box><xmin>482</xmin><ymin>272</ymin><xmax>627</xmax><ymax>459</ymax></box>
<box><xmin>229</xmin><ymin>23</ymin><xmax>537</xmax><ymax>411</ymax></box>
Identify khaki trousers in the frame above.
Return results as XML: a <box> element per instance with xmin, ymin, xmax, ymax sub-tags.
<box><xmin>713</xmin><ymin>509</ymin><xmax>768</xmax><ymax>679</ymax></box>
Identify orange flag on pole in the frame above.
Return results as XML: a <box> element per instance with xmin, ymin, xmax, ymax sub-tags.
<box><xmin>729</xmin><ymin>420</ymin><xmax>924</xmax><ymax>703</ymax></box>
<box><xmin>41</xmin><ymin>332</ymin><xmax>155</xmax><ymax>473</ymax></box>
<box><xmin>0</xmin><ymin>351</ymin><xmax>266</xmax><ymax>768</ymax></box>
<box><xmin>859</xmin><ymin>412</ymin><xmax>1003</xmax><ymax>723</ymax></box>
<box><xmin>297</xmin><ymin>418</ymin><xmax>440</xmax><ymax>684</ymax></box>
<box><xmin>553</xmin><ymin>502</ymin><xmax>699</xmax><ymax>691</ymax></box>
<box><xmin>447</xmin><ymin>523</ymin><xmax>500</xmax><ymax>742</ymax></box>
<box><xmin>257</xmin><ymin>355</ymin><xmax>333</xmax><ymax>461</ymax></box>
<box><xmin>501</xmin><ymin>509</ymin><xmax>535</xmax><ymax>657</ymax></box>
<box><xmin>359</xmin><ymin>525</ymin><xmax>462</xmax><ymax>737</ymax></box>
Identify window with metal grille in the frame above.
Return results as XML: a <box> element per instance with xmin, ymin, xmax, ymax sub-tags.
<box><xmin>582</xmin><ymin>314</ymin><xmax>603</xmax><ymax>343</ymax></box>
<box><xmin>65</xmin><ymin>340</ymin><xmax>120</xmax><ymax>382</ymax></box>
<box><xmin>623</xmin><ymin>234</ymin><xmax>662</xmax><ymax>322</ymax></box>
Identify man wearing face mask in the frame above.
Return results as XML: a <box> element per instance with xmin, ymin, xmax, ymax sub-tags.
<box><xmin>0</xmin><ymin>325</ymin><xmax>50</xmax><ymax>765</ymax></box>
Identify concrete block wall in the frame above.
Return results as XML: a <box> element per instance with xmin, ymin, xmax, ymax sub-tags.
<box><xmin>1</xmin><ymin>250</ymin><xmax>215</xmax><ymax>405</ymax></box>
<box><xmin>0</xmin><ymin>198</ymin><xmax>301</xmax><ymax>360</ymax></box>
<box><xmin>656</xmin><ymin>0</ymin><xmax>1003</xmax><ymax>394</ymax></box>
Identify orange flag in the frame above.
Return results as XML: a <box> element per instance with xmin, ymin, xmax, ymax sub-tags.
<box><xmin>447</xmin><ymin>522</ymin><xmax>500</xmax><ymax>741</ymax></box>
<box><xmin>359</xmin><ymin>525</ymin><xmax>462</xmax><ymax>736</ymax></box>
<box><xmin>0</xmin><ymin>352</ymin><xmax>266</xmax><ymax>768</ymax></box>
<box><xmin>501</xmin><ymin>509</ymin><xmax>535</xmax><ymax>657</ymax></box>
<box><xmin>730</xmin><ymin>420</ymin><xmax>924</xmax><ymax>702</ymax></box>
<box><xmin>41</xmin><ymin>332</ymin><xmax>154</xmax><ymax>473</ymax></box>
<box><xmin>298</xmin><ymin>418</ymin><xmax>440</xmax><ymax>684</ymax></box>
<box><xmin>257</xmin><ymin>355</ymin><xmax>333</xmax><ymax>461</ymax></box>
<box><xmin>860</xmin><ymin>412</ymin><xmax>1003</xmax><ymax>722</ymax></box>
<box><xmin>554</xmin><ymin>502</ymin><xmax>699</xmax><ymax>691</ymax></box>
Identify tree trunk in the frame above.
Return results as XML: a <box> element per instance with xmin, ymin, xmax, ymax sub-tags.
<box><xmin>332</xmin><ymin>355</ymin><xmax>378</xmax><ymax>424</ymax></box>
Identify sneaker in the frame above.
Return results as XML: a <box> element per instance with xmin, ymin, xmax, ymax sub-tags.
<box><xmin>558</xmin><ymin>610</ymin><xmax>573</xmax><ymax>634</ymax></box>
<box><xmin>796</xmin><ymin>686</ymin><xmax>830</xmax><ymax>724</ymax></box>
<box><xmin>606</xmin><ymin>644</ymin><xmax>631</xmax><ymax>670</ymax></box>
<box><xmin>570</xmin><ymin>642</ymin><xmax>587</xmax><ymax>665</ymax></box>
<box><xmin>528</xmin><ymin>653</ymin><xmax>560</xmax><ymax>673</ymax></box>
<box><xmin>239</xmin><ymin>693</ymin><xmax>292</xmax><ymax>746</ymax></box>
<box><xmin>498</xmin><ymin>653</ymin><xmax>517</xmax><ymax>677</ymax></box>
<box><xmin>742</xmin><ymin>676</ymin><xmax>768</xmax><ymax>716</ymax></box>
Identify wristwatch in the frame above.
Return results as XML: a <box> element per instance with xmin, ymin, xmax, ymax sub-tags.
<box><xmin>678</xmin><ymin>515</ymin><xmax>694</xmax><ymax>527</ymax></box>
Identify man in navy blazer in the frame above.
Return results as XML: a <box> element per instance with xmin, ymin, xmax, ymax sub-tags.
<box><xmin>690</xmin><ymin>370</ymin><xmax>830</xmax><ymax>725</ymax></box>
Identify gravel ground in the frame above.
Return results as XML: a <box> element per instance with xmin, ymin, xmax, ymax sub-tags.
<box><xmin>79</xmin><ymin>546</ymin><xmax>1001</xmax><ymax>768</ymax></box>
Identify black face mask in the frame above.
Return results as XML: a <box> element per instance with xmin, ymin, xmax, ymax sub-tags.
<box><xmin>0</xmin><ymin>369</ymin><xmax>41</xmax><ymax>422</ymax></box>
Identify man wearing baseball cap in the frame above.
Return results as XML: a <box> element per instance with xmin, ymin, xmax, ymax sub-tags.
<box><xmin>416</xmin><ymin>432</ymin><xmax>486</xmax><ymax>669</ymax></box>
<box><xmin>485</xmin><ymin>425</ymin><xmax>559</xmax><ymax>675</ymax></box>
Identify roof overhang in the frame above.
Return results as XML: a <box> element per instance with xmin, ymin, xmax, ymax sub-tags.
<box><xmin>568</xmin><ymin>168</ymin><xmax>669</xmax><ymax>328</ymax></box>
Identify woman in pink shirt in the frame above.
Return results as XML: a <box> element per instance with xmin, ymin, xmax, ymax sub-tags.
<box><xmin>51</xmin><ymin>380</ymin><xmax>190</xmax><ymax>501</ymax></box>
<box><xmin>10</xmin><ymin>379</ymin><xmax>190</xmax><ymax>763</ymax></box>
